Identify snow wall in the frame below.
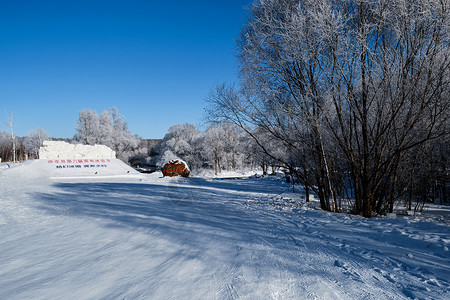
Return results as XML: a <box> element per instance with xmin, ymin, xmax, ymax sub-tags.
<box><xmin>39</xmin><ymin>141</ymin><xmax>116</xmax><ymax>159</ymax></box>
<box><xmin>28</xmin><ymin>141</ymin><xmax>143</xmax><ymax>179</ymax></box>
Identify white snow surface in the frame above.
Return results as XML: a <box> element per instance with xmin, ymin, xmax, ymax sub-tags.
<box><xmin>0</xmin><ymin>162</ymin><xmax>449</xmax><ymax>299</ymax></box>
<box><xmin>39</xmin><ymin>141</ymin><xmax>116</xmax><ymax>159</ymax></box>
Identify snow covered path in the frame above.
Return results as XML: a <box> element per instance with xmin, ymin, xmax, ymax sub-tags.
<box><xmin>0</xmin><ymin>164</ymin><xmax>449</xmax><ymax>299</ymax></box>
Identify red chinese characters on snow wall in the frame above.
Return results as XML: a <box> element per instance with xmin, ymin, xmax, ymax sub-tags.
<box><xmin>161</xmin><ymin>160</ymin><xmax>190</xmax><ymax>177</ymax></box>
<box><xmin>47</xmin><ymin>159</ymin><xmax>110</xmax><ymax>164</ymax></box>
<box><xmin>47</xmin><ymin>159</ymin><xmax>111</xmax><ymax>169</ymax></box>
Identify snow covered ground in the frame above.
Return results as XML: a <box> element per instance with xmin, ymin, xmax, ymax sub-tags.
<box><xmin>0</xmin><ymin>161</ymin><xmax>449</xmax><ymax>299</ymax></box>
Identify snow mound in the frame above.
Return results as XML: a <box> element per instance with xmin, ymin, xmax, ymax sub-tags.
<box><xmin>39</xmin><ymin>141</ymin><xmax>116</xmax><ymax>159</ymax></box>
<box><xmin>17</xmin><ymin>141</ymin><xmax>142</xmax><ymax>179</ymax></box>
<box><xmin>0</xmin><ymin>141</ymin><xmax>142</xmax><ymax>179</ymax></box>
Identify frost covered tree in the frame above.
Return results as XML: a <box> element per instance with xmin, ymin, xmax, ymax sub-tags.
<box><xmin>158</xmin><ymin>123</ymin><xmax>260</xmax><ymax>174</ymax></box>
<box><xmin>107</xmin><ymin>108</ymin><xmax>141</xmax><ymax>161</ymax></box>
<box><xmin>208</xmin><ymin>0</ymin><xmax>450</xmax><ymax>217</ymax></box>
<box><xmin>75</xmin><ymin>109</ymin><xmax>100</xmax><ymax>145</ymax></box>
<box><xmin>0</xmin><ymin>130</ymin><xmax>26</xmax><ymax>162</ymax></box>
<box><xmin>74</xmin><ymin>108</ymin><xmax>143</xmax><ymax>163</ymax></box>
<box><xmin>6</xmin><ymin>113</ymin><xmax>17</xmax><ymax>163</ymax></box>
<box><xmin>0</xmin><ymin>130</ymin><xmax>11</xmax><ymax>162</ymax></box>
<box><xmin>204</xmin><ymin>125</ymin><xmax>226</xmax><ymax>174</ymax></box>
<box><xmin>98</xmin><ymin>109</ymin><xmax>114</xmax><ymax>146</ymax></box>
<box><xmin>24</xmin><ymin>128</ymin><xmax>49</xmax><ymax>159</ymax></box>
<box><xmin>203</xmin><ymin>123</ymin><xmax>250</xmax><ymax>174</ymax></box>
<box><xmin>221</xmin><ymin>123</ymin><xmax>249</xmax><ymax>171</ymax></box>
<box><xmin>250</xmin><ymin>127</ymin><xmax>286</xmax><ymax>175</ymax></box>
<box><xmin>203</xmin><ymin>125</ymin><xmax>224</xmax><ymax>174</ymax></box>
<box><xmin>158</xmin><ymin>123</ymin><xmax>204</xmax><ymax>169</ymax></box>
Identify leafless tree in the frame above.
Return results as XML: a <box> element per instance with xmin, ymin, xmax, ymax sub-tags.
<box><xmin>24</xmin><ymin>128</ymin><xmax>49</xmax><ymax>159</ymax></box>
<box><xmin>207</xmin><ymin>0</ymin><xmax>450</xmax><ymax>217</ymax></box>
<box><xmin>7</xmin><ymin>113</ymin><xmax>16</xmax><ymax>163</ymax></box>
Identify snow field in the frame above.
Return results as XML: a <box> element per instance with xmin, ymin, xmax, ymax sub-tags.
<box><xmin>0</xmin><ymin>162</ymin><xmax>449</xmax><ymax>299</ymax></box>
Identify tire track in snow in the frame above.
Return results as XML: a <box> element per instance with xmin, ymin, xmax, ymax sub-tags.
<box><xmin>224</xmin><ymin>194</ymin><xmax>353</xmax><ymax>299</ymax></box>
<box><xmin>241</xmin><ymin>200</ymin><xmax>410</xmax><ymax>299</ymax></box>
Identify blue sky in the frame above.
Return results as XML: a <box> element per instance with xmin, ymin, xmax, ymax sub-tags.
<box><xmin>0</xmin><ymin>0</ymin><xmax>252</xmax><ymax>139</ymax></box>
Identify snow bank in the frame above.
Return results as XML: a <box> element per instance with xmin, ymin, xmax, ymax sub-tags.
<box><xmin>39</xmin><ymin>141</ymin><xmax>116</xmax><ymax>160</ymax></box>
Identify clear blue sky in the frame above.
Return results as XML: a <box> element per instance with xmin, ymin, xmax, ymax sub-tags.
<box><xmin>0</xmin><ymin>0</ymin><xmax>253</xmax><ymax>139</ymax></box>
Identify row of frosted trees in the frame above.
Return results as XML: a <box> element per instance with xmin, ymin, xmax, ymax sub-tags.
<box><xmin>206</xmin><ymin>0</ymin><xmax>449</xmax><ymax>217</ymax></box>
<box><xmin>155</xmin><ymin>123</ymin><xmax>280</xmax><ymax>176</ymax></box>
<box><xmin>74</xmin><ymin>108</ymin><xmax>146</xmax><ymax>162</ymax></box>
<box><xmin>0</xmin><ymin>128</ymin><xmax>48</xmax><ymax>162</ymax></box>
<box><xmin>0</xmin><ymin>108</ymin><xmax>143</xmax><ymax>163</ymax></box>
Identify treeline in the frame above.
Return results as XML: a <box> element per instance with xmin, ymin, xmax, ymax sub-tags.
<box><xmin>0</xmin><ymin>108</ymin><xmax>147</xmax><ymax>164</ymax></box>
<box><xmin>152</xmin><ymin>122</ymin><xmax>279</xmax><ymax>175</ymax></box>
<box><xmin>206</xmin><ymin>0</ymin><xmax>449</xmax><ymax>217</ymax></box>
<box><xmin>74</xmin><ymin>107</ymin><xmax>147</xmax><ymax>162</ymax></box>
<box><xmin>0</xmin><ymin>128</ymin><xmax>48</xmax><ymax>162</ymax></box>
<box><xmin>73</xmin><ymin>109</ymin><xmax>279</xmax><ymax>175</ymax></box>
<box><xmin>0</xmin><ymin>110</ymin><xmax>276</xmax><ymax>176</ymax></box>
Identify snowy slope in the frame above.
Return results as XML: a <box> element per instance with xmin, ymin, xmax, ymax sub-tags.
<box><xmin>0</xmin><ymin>163</ymin><xmax>449</xmax><ymax>299</ymax></box>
